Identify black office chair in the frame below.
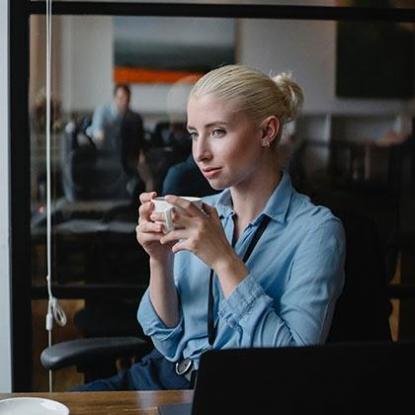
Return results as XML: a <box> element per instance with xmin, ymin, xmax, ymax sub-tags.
<box><xmin>145</xmin><ymin>120</ymin><xmax>192</xmax><ymax>193</ymax></box>
<box><xmin>38</xmin><ymin>116</ymin><xmax>153</xmax><ymax>384</ymax></box>
<box><xmin>327</xmin><ymin>208</ymin><xmax>393</xmax><ymax>342</ymax></box>
<box><xmin>61</xmin><ymin>116</ymin><xmax>145</xmax><ymax>202</ymax></box>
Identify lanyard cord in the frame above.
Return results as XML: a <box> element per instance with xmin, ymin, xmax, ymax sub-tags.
<box><xmin>207</xmin><ymin>215</ymin><xmax>271</xmax><ymax>346</ymax></box>
<box><xmin>45</xmin><ymin>0</ymin><xmax>67</xmax><ymax>392</ymax></box>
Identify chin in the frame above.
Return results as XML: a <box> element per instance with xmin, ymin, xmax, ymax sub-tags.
<box><xmin>207</xmin><ymin>179</ymin><xmax>227</xmax><ymax>191</ymax></box>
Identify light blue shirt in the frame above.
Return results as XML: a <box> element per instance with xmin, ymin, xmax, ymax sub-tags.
<box><xmin>87</xmin><ymin>103</ymin><xmax>122</xmax><ymax>151</ymax></box>
<box><xmin>137</xmin><ymin>172</ymin><xmax>346</xmax><ymax>368</ymax></box>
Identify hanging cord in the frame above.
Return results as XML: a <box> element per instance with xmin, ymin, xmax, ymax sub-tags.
<box><xmin>45</xmin><ymin>0</ymin><xmax>67</xmax><ymax>393</ymax></box>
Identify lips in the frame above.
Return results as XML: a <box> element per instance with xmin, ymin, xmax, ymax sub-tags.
<box><xmin>202</xmin><ymin>167</ymin><xmax>222</xmax><ymax>179</ymax></box>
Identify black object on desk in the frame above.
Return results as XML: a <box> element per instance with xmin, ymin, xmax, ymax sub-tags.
<box><xmin>159</xmin><ymin>341</ymin><xmax>415</xmax><ymax>415</ymax></box>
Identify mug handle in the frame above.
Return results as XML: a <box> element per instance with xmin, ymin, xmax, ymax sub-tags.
<box><xmin>163</xmin><ymin>207</ymin><xmax>174</xmax><ymax>233</ymax></box>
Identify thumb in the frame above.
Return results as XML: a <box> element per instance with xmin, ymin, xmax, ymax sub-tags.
<box><xmin>202</xmin><ymin>203</ymin><xmax>220</xmax><ymax>222</ymax></box>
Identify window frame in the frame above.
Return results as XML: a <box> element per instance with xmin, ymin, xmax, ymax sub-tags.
<box><xmin>10</xmin><ymin>0</ymin><xmax>415</xmax><ymax>391</ymax></box>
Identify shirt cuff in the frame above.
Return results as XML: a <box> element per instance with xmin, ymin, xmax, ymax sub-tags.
<box><xmin>137</xmin><ymin>290</ymin><xmax>183</xmax><ymax>341</ymax></box>
<box><xmin>218</xmin><ymin>273</ymin><xmax>270</xmax><ymax>328</ymax></box>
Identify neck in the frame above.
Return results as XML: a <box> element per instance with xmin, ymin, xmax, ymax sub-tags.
<box><xmin>230</xmin><ymin>158</ymin><xmax>281</xmax><ymax>227</ymax></box>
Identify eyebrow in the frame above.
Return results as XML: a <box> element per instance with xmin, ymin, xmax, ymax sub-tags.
<box><xmin>187</xmin><ymin>121</ymin><xmax>229</xmax><ymax>131</ymax></box>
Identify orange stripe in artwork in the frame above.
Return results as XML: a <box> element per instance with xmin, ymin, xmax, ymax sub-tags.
<box><xmin>114</xmin><ymin>67</ymin><xmax>204</xmax><ymax>84</ymax></box>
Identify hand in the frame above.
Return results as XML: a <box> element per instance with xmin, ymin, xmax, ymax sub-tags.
<box><xmin>135</xmin><ymin>192</ymin><xmax>174</xmax><ymax>263</ymax></box>
<box><xmin>156</xmin><ymin>195</ymin><xmax>238</xmax><ymax>273</ymax></box>
<box><xmin>92</xmin><ymin>130</ymin><xmax>105</xmax><ymax>148</ymax></box>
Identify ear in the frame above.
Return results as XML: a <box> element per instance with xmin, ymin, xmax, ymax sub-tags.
<box><xmin>260</xmin><ymin>116</ymin><xmax>280</xmax><ymax>147</ymax></box>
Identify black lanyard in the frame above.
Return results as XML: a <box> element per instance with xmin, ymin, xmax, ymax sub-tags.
<box><xmin>207</xmin><ymin>215</ymin><xmax>271</xmax><ymax>346</ymax></box>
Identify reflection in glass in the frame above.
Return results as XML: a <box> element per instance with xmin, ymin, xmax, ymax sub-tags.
<box><xmin>29</xmin><ymin>14</ymin><xmax>415</xmax><ymax>390</ymax></box>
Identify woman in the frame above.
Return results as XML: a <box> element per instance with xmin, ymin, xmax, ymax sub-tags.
<box><xmin>75</xmin><ymin>64</ymin><xmax>345</xmax><ymax>391</ymax></box>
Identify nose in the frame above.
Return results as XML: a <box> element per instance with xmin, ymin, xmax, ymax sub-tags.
<box><xmin>193</xmin><ymin>136</ymin><xmax>212</xmax><ymax>163</ymax></box>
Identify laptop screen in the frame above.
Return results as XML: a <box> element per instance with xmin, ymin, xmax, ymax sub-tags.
<box><xmin>186</xmin><ymin>342</ymin><xmax>415</xmax><ymax>415</ymax></box>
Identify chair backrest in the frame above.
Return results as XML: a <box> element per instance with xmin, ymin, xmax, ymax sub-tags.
<box><xmin>61</xmin><ymin>117</ymin><xmax>141</xmax><ymax>201</ymax></box>
<box><xmin>327</xmin><ymin>208</ymin><xmax>392</xmax><ymax>342</ymax></box>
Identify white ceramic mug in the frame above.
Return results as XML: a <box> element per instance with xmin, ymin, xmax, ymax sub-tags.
<box><xmin>153</xmin><ymin>196</ymin><xmax>203</xmax><ymax>233</ymax></box>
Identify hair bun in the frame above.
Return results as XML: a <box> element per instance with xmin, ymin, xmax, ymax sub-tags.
<box><xmin>272</xmin><ymin>72</ymin><xmax>304</xmax><ymax>123</ymax></box>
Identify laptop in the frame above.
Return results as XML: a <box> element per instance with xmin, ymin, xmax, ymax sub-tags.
<box><xmin>159</xmin><ymin>341</ymin><xmax>415</xmax><ymax>415</ymax></box>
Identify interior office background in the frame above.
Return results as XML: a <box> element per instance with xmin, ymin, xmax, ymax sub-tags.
<box><xmin>3</xmin><ymin>0</ymin><xmax>415</xmax><ymax>393</ymax></box>
<box><xmin>32</xmin><ymin>13</ymin><xmax>414</xmax><ymax>124</ymax></box>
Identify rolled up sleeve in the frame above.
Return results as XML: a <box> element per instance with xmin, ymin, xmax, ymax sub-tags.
<box><xmin>137</xmin><ymin>289</ymin><xmax>184</xmax><ymax>359</ymax></box>
<box><xmin>218</xmin><ymin>218</ymin><xmax>345</xmax><ymax>348</ymax></box>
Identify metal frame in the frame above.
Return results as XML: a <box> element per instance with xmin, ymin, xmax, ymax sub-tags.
<box><xmin>0</xmin><ymin>0</ymin><xmax>12</xmax><ymax>393</ymax></box>
<box><xmin>10</xmin><ymin>0</ymin><xmax>31</xmax><ymax>392</ymax></box>
<box><xmin>27</xmin><ymin>2</ymin><xmax>415</xmax><ymax>21</ymax></box>
<box><xmin>10</xmin><ymin>0</ymin><xmax>415</xmax><ymax>391</ymax></box>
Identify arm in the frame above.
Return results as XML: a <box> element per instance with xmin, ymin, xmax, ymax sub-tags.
<box><xmin>136</xmin><ymin>192</ymin><xmax>184</xmax><ymax>358</ymax></box>
<box><xmin>219</xmin><ymin>218</ymin><xmax>346</xmax><ymax>347</ymax></box>
<box><xmin>148</xmin><ymin>256</ymin><xmax>179</xmax><ymax>328</ymax></box>
<box><xmin>156</xmin><ymin>196</ymin><xmax>345</xmax><ymax>349</ymax></box>
<box><xmin>87</xmin><ymin>105</ymin><xmax>106</xmax><ymax>147</ymax></box>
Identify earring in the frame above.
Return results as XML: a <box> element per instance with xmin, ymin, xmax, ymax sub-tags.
<box><xmin>263</xmin><ymin>141</ymin><xmax>271</xmax><ymax>148</ymax></box>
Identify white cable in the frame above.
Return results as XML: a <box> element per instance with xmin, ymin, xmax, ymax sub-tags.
<box><xmin>45</xmin><ymin>0</ymin><xmax>67</xmax><ymax>392</ymax></box>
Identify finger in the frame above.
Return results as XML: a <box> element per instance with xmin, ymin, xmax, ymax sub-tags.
<box><xmin>149</xmin><ymin>211</ymin><xmax>166</xmax><ymax>223</ymax></box>
<box><xmin>136</xmin><ymin>226</ymin><xmax>163</xmax><ymax>245</ymax></box>
<box><xmin>171</xmin><ymin>240</ymin><xmax>188</xmax><ymax>254</ymax></box>
<box><xmin>159</xmin><ymin>229</ymin><xmax>188</xmax><ymax>245</ymax></box>
<box><xmin>202</xmin><ymin>204</ymin><xmax>221</xmax><ymax>223</ymax></box>
<box><xmin>139</xmin><ymin>191</ymin><xmax>157</xmax><ymax>204</ymax></box>
<box><xmin>136</xmin><ymin>222</ymin><xmax>164</xmax><ymax>234</ymax></box>
<box><xmin>138</xmin><ymin>201</ymin><xmax>155</xmax><ymax>224</ymax></box>
<box><xmin>201</xmin><ymin>203</ymin><xmax>215</xmax><ymax>215</ymax></box>
<box><xmin>165</xmin><ymin>195</ymin><xmax>203</xmax><ymax>217</ymax></box>
<box><xmin>166</xmin><ymin>208</ymin><xmax>195</xmax><ymax>230</ymax></box>
<box><xmin>137</xmin><ymin>232</ymin><xmax>164</xmax><ymax>246</ymax></box>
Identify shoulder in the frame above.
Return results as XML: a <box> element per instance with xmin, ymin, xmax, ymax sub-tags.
<box><xmin>164</xmin><ymin>161</ymin><xmax>190</xmax><ymax>182</ymax></box>
<box><xmin>96</xmin><ymin>103</ymin><xmax>111</xmax><ymax>113</ymax></box>
<box><xmin>174</xmin><ymin>159</ymin><xmax>195</xmax><ymax>172</ymax></box>
<box><xmin>288</xmin><ymin>191</ymin><xmax>345</xmax><ymax>241</ymax></box>
<box><xmin>127</xmin><ymin>110</ymin><xmax>143</xmax><ymax>121</ymax></box>
<box><xmin>92</xmin><ymin>103</ymin><xmax>111</xmax><ymax>119</ymax></box>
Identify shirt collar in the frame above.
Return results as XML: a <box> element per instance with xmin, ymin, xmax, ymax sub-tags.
<box><xmin>260</xmin><ymin>170</ymin><xmax>293</xmax><ymax>224</ymax></box>
<box><xmin>214</xmin><ymin>170</ymin><xmax>293</xmax><ymax>225</ymax></box>
<box><xmin>214</xmin><ymin>188</ymin><xmax>234</xmax><ymax>220</ymax></box>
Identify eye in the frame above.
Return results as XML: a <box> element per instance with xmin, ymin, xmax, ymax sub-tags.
<box><xmin>188</xmin><ymin>131</ymin><xmax>198</xmax><ymax>140</ymax></box>
<box><xmin>211</xmin><ymin>128</ymin><xmax>226</xmax><ymax>138</ymax></box>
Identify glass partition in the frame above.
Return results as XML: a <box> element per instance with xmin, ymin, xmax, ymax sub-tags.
<box><xmin>29</xmin><ymin>10</ymin><xmax>415</xmax><ymax>390</ymax></box>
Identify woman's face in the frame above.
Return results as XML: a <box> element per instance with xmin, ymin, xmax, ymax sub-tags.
<box><xmin>187</xmin><ymin>94</ymin><xmax>264</xmax><ymax>191</ymax></box>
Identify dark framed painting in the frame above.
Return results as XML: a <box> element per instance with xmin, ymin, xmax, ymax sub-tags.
<box><xmin>113</xmin><ymin>16</ymin><xmax>236</xmax><ymax>84</ymax></box>
<box><xmin>336</xmin><ymin>0</ymin><xmax>414</xmax><ymax>99</ymax></box>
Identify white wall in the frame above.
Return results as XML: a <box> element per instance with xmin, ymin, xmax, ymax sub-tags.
<box><xmin>60</xmin><ymin>15</ymin><xmax>185</xmax><ymax>124</ymax></box>
<box><xmin>58</xmin><ymin>12</ymin><xmax>415</xmax><ymax>121</ymax></box>
<box><xmin>0</xmin><ymin>0</ymin><xmax>13</xmax><ymax>393</ymax></box>
<box><xmin>61</xmin><ymin>16</ymin><xmax>114</xmax><ymax>111</ymax></box>
<box><xmin>239</xmin><ymin>18</ymin><xmax>414</xmax><ymax>115</ymax></box>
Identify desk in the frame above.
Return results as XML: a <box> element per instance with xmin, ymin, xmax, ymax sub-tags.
<box><xmin>0</xmin><ymin>390</ymin><xmax>193</xmax><ymax>415</ymax></box>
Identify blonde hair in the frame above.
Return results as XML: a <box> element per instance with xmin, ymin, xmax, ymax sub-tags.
<box><xmin>189</xmin><ymin>64</ymin><xmax>304</xmax><ymax>141</ymax></box>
